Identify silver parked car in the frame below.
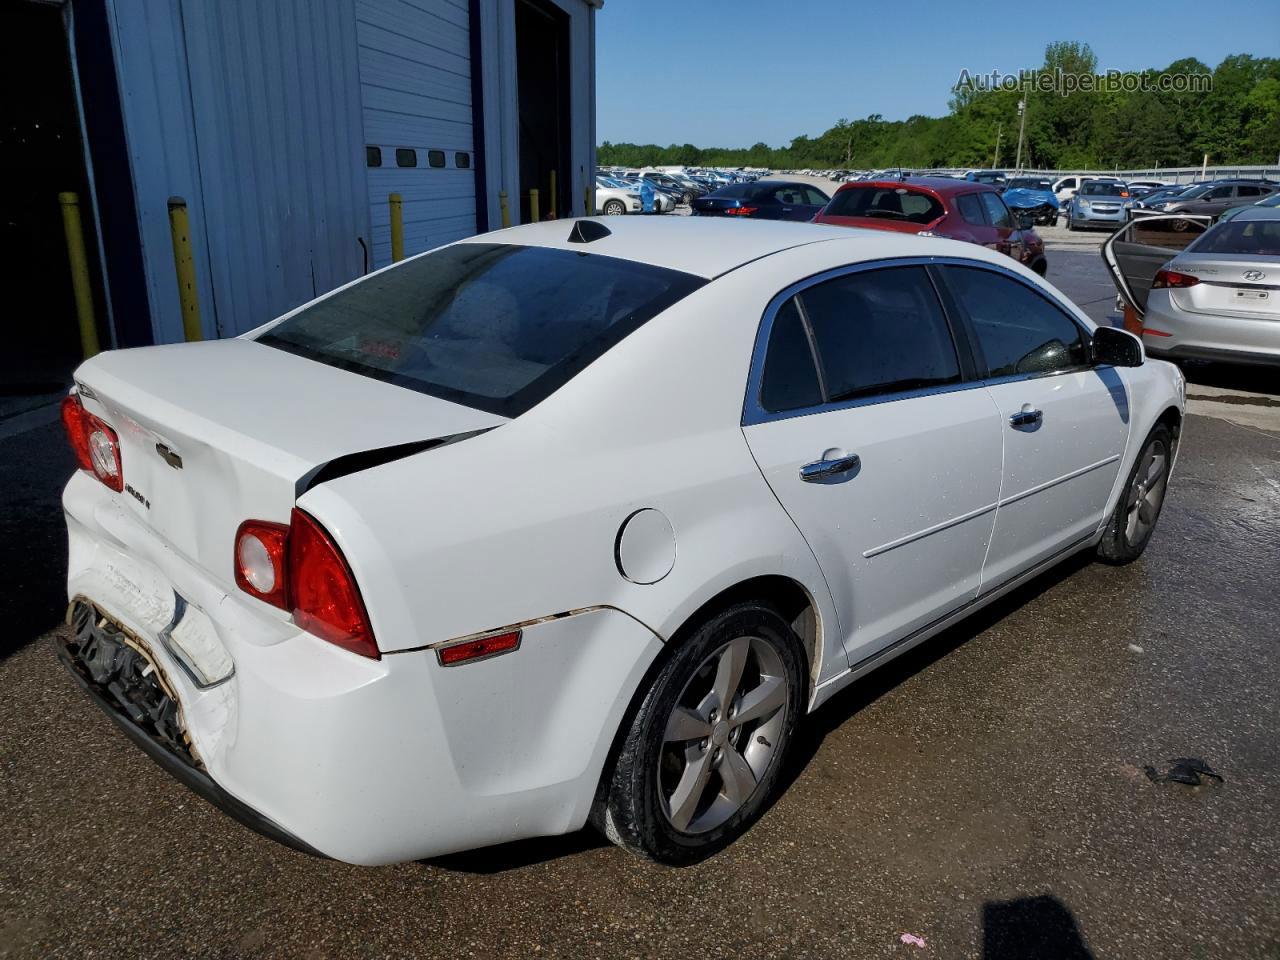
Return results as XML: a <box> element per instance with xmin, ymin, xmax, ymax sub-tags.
<box><xmin>1066</xmin><ymin>179</ymin><xmax>1132</xmax><ymax>231</ymax></box>
<box><xmin>1104</xmin><ymin>209</ymin><xmax>1280</xmax><ymax>367</ymax></box>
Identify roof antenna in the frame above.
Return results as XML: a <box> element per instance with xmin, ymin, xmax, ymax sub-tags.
<box><xmin>568</xmin><ymin>219</ymin><xmax>611</xmax><ymax>244</ymax></box>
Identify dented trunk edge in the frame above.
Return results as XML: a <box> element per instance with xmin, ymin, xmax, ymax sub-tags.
<box><xmin>56</xmin><ymin>602</ymin><xmax>328</xmax><ymax>860</ymax></box>
<box><xmin>294</xmin><ymin>426</ymin><xmax>497</xmax><ymax>498</ymax></box>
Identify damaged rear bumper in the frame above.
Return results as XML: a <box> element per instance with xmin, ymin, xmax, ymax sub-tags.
<box><xmin>57</xmin><ymin>600</ymin><xmax>326</xmax><ymax>858</ymax></box>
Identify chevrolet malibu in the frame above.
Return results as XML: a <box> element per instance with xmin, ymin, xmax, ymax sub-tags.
<box><xmin>58</xmin><ymin>217</ymin><xmax>1183</xmax><ymax>865</ymax></box>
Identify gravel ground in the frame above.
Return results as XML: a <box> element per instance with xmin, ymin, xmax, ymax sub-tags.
<box><xmin>2</xmin><ymin>211</ymin><xmax>1278</xmax><ymax>959</ymax></box>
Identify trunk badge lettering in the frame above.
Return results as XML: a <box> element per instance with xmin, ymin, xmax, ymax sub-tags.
<box><xmin>156</xmin><ymin>443</ymin><xmax>183</xmax><ymax>470</ymax></box>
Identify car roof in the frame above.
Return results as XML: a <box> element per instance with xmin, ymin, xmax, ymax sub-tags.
<box><xmin>460</xmin><ymin>215</ymin><xmax>1013</xmax><ymax>280</ymax></box>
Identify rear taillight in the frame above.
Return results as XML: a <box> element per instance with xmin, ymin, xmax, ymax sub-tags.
<box><xmin>724</xmin><ymin>206</ymin><xmax>758</xmax><ymax>216</ymax></box>
<box><xmin>234</xmin><ymin>520</ymin><xmax>290</xmax><ymax>610</ymax></box>
<box><xmin>287</xmin><ymin>508</ymin><xmax>378</xmax><ymax>659</ymax></box>
<box><xmin>61</xmin><ymin>394</ymin><xmax>123</xmax><ymax>492</ymax></box>
<box><xmin>1152</xmin><ymin>269</ymin><xmax>1200</xmax><ymax>289</ymax></box>
<box><xmin>234</xmin><ymin>510</ymin><xmax>378</xmax><ymax>658</ymax></box>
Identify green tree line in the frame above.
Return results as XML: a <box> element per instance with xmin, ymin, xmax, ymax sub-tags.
<box><xmin>599</xmin><ymin>43</ymin><xmax>1280</xmax><ymax>172</ymax></box>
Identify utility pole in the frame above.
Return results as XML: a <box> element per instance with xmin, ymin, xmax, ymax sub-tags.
<box><xmin>1014</xmin><ymin>99</ymin><xmax>1027</xmax><ymax>173</ymax></box>
<box><xmin>992</xmin><ymin>122</ymin><xmax>1002</xmax><ymax>168</ymax></box>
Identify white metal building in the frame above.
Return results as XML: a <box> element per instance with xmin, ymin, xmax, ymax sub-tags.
<box><xmin>9</xmin><ymin>0</ymin><xmax>600</xmax><ymax>362</ymax></box>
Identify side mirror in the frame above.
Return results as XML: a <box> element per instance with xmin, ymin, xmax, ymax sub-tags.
<box><xmin>1093</xmin><ymin>326</ymin><xmax>1144</xmax><ymax>367</ymax></box>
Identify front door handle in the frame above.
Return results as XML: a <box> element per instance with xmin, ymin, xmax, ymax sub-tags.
<box><xmin>800</xmin><ymin>453</ymin><xmax>861</xmax><ymax>482</ymax></box>
<box><xmin>1009</xmin><ymin>408</ymin><xmax>1043</xmax><ymax>427</ymax></box>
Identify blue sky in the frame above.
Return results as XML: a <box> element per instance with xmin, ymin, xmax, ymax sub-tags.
<box><xmin>596</xmin><ymin>0</ymin><xmax>1280</xmax><ymax>147</ymax></box>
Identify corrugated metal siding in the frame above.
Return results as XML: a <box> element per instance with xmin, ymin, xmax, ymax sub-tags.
<box><xmin>177</xmin><ymin>0</ymin><xmax>369</xmax><ymax>336</ymax></box>
<box><xmin>357</xmin><ymin>0</ymin><xmax>476</xmax><ymax>267</ymax></box>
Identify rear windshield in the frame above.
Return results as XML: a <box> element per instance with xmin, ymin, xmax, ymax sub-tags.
<box><xmin>1006</xmin><ymin>178</ymin><xmax>1052</xmax><ymax>190</ymax></box>
<box><xmin>824</xmin><ymin>186</ymin><xmax>944</xmax><ymax>224</ymax></box>
<box><xmin>257</xmin><ymin>243</ymin><xmax>706</xmax><ymax>417</ymax></box>
<box><xmin>1188</xmin><ymin>218</ymin><xmax>1280</xmax><ymax>256</ymax></box>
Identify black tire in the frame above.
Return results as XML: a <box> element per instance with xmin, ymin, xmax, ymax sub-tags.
<box><xmin>591</xmin><ymin>602</ymin><xmax>805</xmax><ymax>864</ymax></box>
<box><xmin>681</xmin><ymin>190</ymin><xmax>694</xmax><ymax>206</ymax></box>
<box><xmin>1097</xmin><ymin>423</ymin><xmax>1173</xmax><ymax>564</ymax></box>
<box><xmin>1065</xmin><ymin>215</ymin><xmax>1075</xmax><ymax>231</ymax></box>
<box><xmin>602</xmin><ymin>199</ymin><xmax>626</xmax><ymax>216</ymax></box>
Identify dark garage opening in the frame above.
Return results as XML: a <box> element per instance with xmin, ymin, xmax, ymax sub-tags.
<box><xmin>0</xmin><ymin>2</ymin><xmax>106</xmax><ymax>392</ymax></box>
<box><xmin>515</xmin><ymin>0</ymin><xmax>571</xmax><ymax>223</ymax></box>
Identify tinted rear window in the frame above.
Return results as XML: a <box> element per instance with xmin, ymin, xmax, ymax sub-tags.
<box><xmin>1189</xmin><ymin>218</ymin><xmax>1280</xmax><ymax>255</ymax></box>
<box><xmin>258</xmin><ymin>244</ymin><xmax>706</xmax><ymax>417</ymax></box>
<box><xmin>824</xmin><ymin>186</ymin><xmax>944</xmax><ymax>224</ymax></box>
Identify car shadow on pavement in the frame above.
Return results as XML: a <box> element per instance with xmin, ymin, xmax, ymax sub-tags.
<box><xmin>423</xmin><ymin>827</ymin><xmax>610</xmax><ymax>874</ymax></box>
<box><xmin>779</xmin><ymin>550</ymin><xmax>1094</xmax><ymax>795</ymax></box>
<box><xmin>983</xmin><ymin>894</ymin><xmax>1095</xmax><ymax>959</ymax></box>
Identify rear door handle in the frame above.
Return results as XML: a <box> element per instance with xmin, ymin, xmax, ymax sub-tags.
<box><xmin>800</xmin><ymin>453</ymin><xmax>861</xmax><ymax>482</ymax></box>
<box><xmin>1009</xmin><ymin>408</ymin><xmax>1043</xmax><ymax>427</ymax></box>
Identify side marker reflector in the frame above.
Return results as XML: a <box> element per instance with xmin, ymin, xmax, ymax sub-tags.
<box><xmin>436</xmin><ymin>630</ymin><xmax>522</xmax><ymax>667</ymax></box>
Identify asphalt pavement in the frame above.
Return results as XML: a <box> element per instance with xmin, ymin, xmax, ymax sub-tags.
<box><xmin>1</xmin><ymin>213</ymin><xmax>1278</xmax><ymax>959</ymax></box>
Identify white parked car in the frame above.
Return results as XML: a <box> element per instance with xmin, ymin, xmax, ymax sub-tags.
<box><xmin>58</xmin><ymin>217</ymin><xmax>1184</xmax><ymax>866</ymax></box>
<box><xmin>594</xmin><ymin>176</ymin><xmax>641</xmax><ymax>215</ymax></box>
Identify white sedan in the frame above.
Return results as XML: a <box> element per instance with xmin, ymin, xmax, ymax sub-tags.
<box><xmin>58</xmin><ymin>217</ymin><xmax>1183</xmax><ymax>865</ymax></box>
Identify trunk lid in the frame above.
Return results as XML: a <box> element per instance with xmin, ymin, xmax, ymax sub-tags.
<box><xmin>1167</xmin><ymin>254</ymin><xmax>1280</xmax><ymax>321</ymax></box>
<box><xmin>75</xmin><ymin>338</ymin><xmax>504</xmax><ymax>578</ymax></box>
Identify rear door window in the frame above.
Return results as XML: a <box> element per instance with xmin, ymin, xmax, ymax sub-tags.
<box><xmin>956</xmin><ymin>193</ymin><xmax>987</xmax><ymax>225</ymax></box>
<box><xmin>258</xmin><ymin>244</ymin><xmax>706</xmax><ymax>417</ymax></box>
<box><xmin>797</xmin><ymin>266</ymin><xmax>961</xmax><ymax>403</ymax></box>
<box><xmin>980</xmin><ymin>192</ymin><xmax>1013</xmax><ymax>229</ymax></box>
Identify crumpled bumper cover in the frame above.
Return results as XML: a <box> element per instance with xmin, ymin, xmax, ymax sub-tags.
<box><xmin>57</xmin><ymin>598</ymin><xmax>327</xmax><ymax>859</ymax></box>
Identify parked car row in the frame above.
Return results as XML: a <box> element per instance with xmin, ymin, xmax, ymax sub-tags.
<box><xmin>691</xmin><ymin>176</ymin><xmax>1048</xmax><ymax>275</ymax></box>
<box><xmin>594</xmin><ymin>166</ymin><xmax>765</xmax><ymax>213</ymax></box>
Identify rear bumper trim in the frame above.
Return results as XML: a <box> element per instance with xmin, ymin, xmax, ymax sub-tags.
<box><xmin>56</xmin><ymin>632</ymin><xmax>329</xmax><ymax>860</ymax></box>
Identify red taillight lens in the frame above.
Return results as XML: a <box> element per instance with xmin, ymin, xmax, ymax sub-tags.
<box><xmin>61</xmin><ymin>394</ymin><xmax>123</xmax><ymax>492</ymax></box>
<box><xmin>234</xmin><ymin>520</ymin><xmax>290</xmax><ymax>610</ymax></box>
<box><xmin>61</xmin><ymin>396</ymin><xmax>92</xmax><ymax>472</ymax></box>
<box><xmin>724</xmin><ymin>206</ymin><xmax>758</xmax><ymax>216</ymax></box>
<box><xmin>1152</xmin><ymin>269</ymin><xmax>1200</xmax><ymax>289</ymax></box>
<box><xmin>287</xmin><ymin>508</ymin><xmax>378</xmax><ymax>659</ymax></box>
<box><xmin>436</xmin><ymin>630</ymin><xmax>522</xmax><ymax>667</ymax></box>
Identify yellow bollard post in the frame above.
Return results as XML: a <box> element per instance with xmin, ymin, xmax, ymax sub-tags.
<box><xmin>548</xmin><ymin>170</ymin><xmax>557</xmax><ymax>219</ymax></box>
<box><xmin>58</xmin><ymin>192</ymin><xmax>100</xmax><ymax>359</ymax></box>
<box><xmin>530</xmin><ymin>188</ymin><xmax>540</xmax><ymax>223</ymax></box>
<box><xmin>499</xmin><ymin>190</ymin><xmax>511</xmax><ymax>228</ymax></box>
<box><xmin>167</xmin><ymin>196</ymin><xmax>203</xmax><ymax>342</ymax></box>
<box><xmin>389</xmin><ymin>193</ymin><xmax>405</xmax><ymax>262</ymax></box>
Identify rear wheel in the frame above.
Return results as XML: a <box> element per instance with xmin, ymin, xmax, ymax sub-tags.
<box><xmin>603</xmin><ymin>199</ymin><xmax>626</xmax><ymax>216</ymax></box>
<box><xmin>1065</xmin><ymin>215</ymin><xmax>1075</xmax><ymax>231</ymax></box>
<box><xmin>592</xmin><ymin>602</ymin><xmax>804</xmax><ymax>864</ymax></box>
<box><xmin>1097</xmin><ymin>424</ymin><xmax>1173</xmax><ymax>563</ymax></box>
<box><xmin>681</xmin><ymin>190</ymin><xmax>694</xmax><ymax>206</ymax></box>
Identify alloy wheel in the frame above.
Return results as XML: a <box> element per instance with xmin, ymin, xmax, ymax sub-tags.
<box><xmin>1125</xmin><ymin>439</ymin><xmax>1168</xmax><ymax>545</ymax></box>
<box><xmin>657</xmin><ymin>636</ymin><xmax>789</xmax><ymax>834</ymax></box>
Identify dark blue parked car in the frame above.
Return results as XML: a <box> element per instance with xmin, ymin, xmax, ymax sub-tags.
<box><xmin>691</xmin><ymin>180</ymin><xmax>829</xmax><ymax>221</ymax></box>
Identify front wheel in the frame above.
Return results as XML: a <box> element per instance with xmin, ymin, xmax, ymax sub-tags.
<box><xmin>602</xmin><ymin>199</ymin><xmax>626</xmax><ymax>216</ymax></box>
<box><xmin>592</xmin><ymin>602</ymin><xmax>805</xmax><ymax>864</ymax></box>
<box><xmin>1065</xmin><ymin>216</ymin><xmax>1075</xmax><ymax>231</ymax></box>
<box><xmin>1097</xmin><ymin>423</ymin><xmax>1173</xmax><ymax>563</ymax></box>
<box><xmin>681</xmin><ymin>191</ymin><xmax>694</xmax><ymax>206</ymax></box>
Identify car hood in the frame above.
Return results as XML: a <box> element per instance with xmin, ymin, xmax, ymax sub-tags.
<box><xmin>1003</xmin><ymin>188</ymin><xmax>1059</xmax><ymax>209</ymax></box>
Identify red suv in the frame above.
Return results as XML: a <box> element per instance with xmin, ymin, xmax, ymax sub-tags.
<box><xmin>813</xmin><ymin>177</ymin><xmax>1047</xmax><ymax>275</ymax></box>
